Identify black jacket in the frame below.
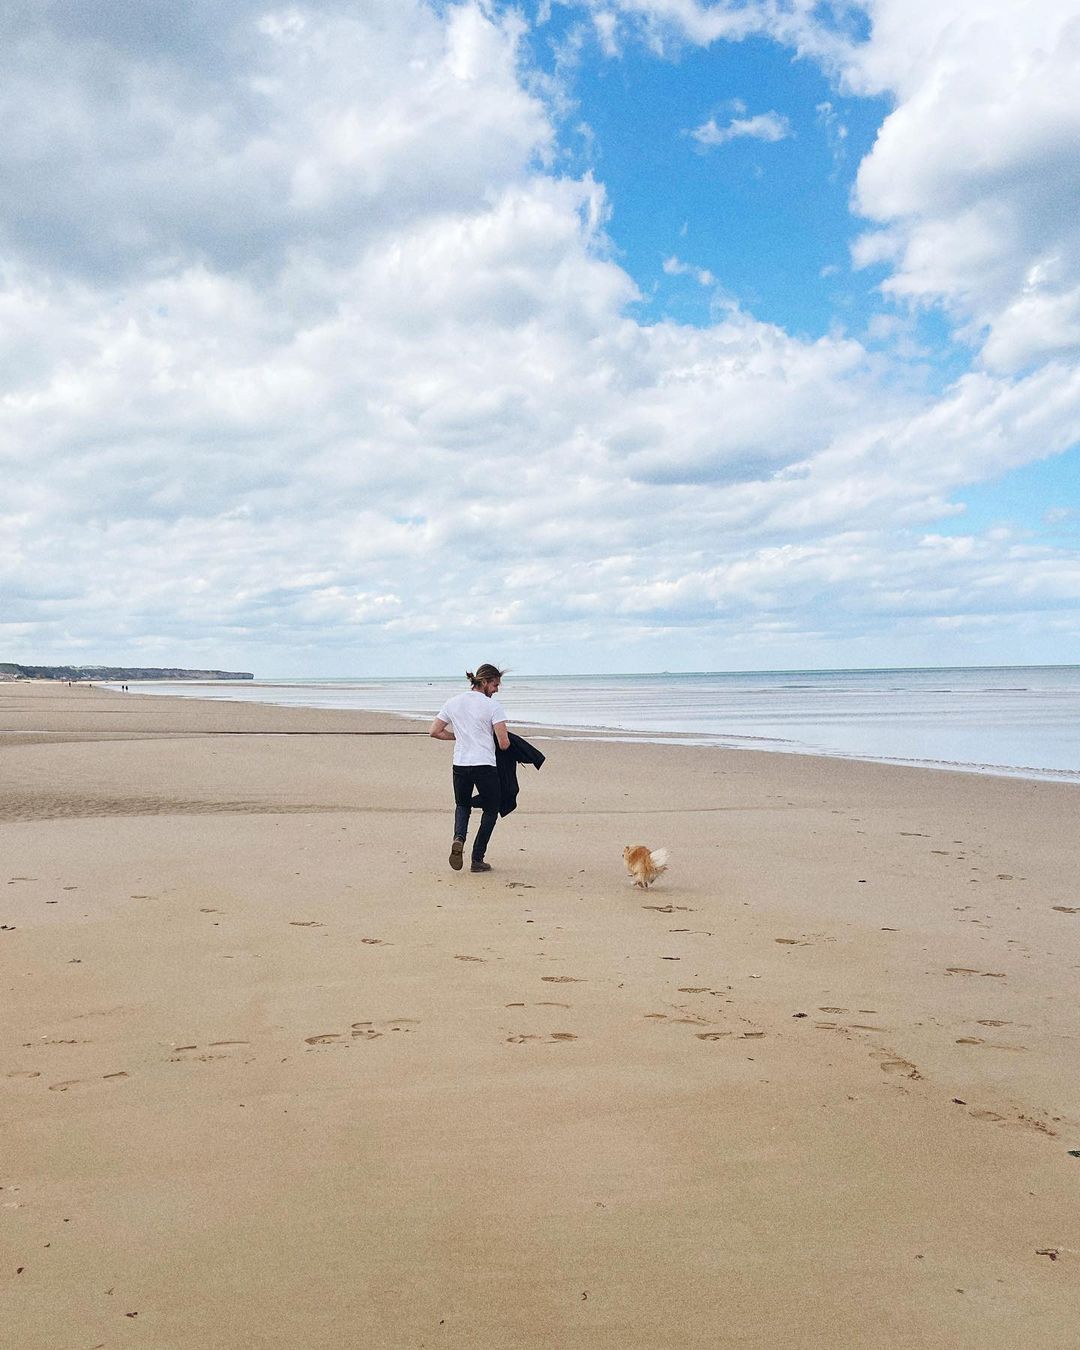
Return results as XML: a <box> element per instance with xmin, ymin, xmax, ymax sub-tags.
<box><xmin>472</xmin><ymin>731</ymin><xmax>545</xmax><ymax>817</ymax></box>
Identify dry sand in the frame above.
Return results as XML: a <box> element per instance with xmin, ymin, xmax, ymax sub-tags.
<box><xmin>3</xmin><ymin>679</ymin><xmax>1080</xmax><ymax>1348</ymax></box>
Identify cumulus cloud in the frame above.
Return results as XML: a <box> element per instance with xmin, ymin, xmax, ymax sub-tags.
<box><xmin>0</xmin><ymin>0</ymin><xmax>550</xmax><ymax>284</ymax></box>
<box><xmin>847</xmin><ymin>0</ymin><xmax>1080</xmax><ymax>374</ymax></box>
<box><xmin>1</xmin><ymin>0</ymin><xmax>1078</xmax><ymax>673</ymax></box>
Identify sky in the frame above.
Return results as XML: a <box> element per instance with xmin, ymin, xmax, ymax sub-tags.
<box><xmin>2</xmin><ymin>0</ymin><xmax>1079</xmax><ymax>677</ymax></box>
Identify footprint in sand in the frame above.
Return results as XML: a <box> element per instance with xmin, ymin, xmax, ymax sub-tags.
<box><xmin>351</xmin><ymin>1018</ymin><xmax>419</xmax><ymax>1040</ymax></box>
<box><xmin>308</xmin><ymin>1018</ymin><xmax>420</xmax><ymax>1046</ymax></box>
<box><xmin>819</xmin><ymin>1006</ymin><xmax>849</xmax><ymax>1014</ymax></box>
<box><xmin>506</xmin><ymin>1032</ymin><xmax>577</xmax><ymax>1044</ymax></box>
<box><xmin>962</xmin><ymin>1106</ymin><xmax>1055</xmax><ymax>1135</ymax></box>
<box><xmin>696</xmin><ymin>1032</ymin><xmax>731</xmax><ymax>1041</ymax></box>
<box><xmin>878</xmin><ymin>1055</ymin><xmax>921</xmax><ymax>1078</ymax></box>
<box><xmin>454</xmin><ymin>954</ymin><xmax>485</xmax><ymax>962</ymax></box>
<box><xmin>775</xmin><ymin>938</ymin><xmax>809</xmax><ymax>946</ymax></box>
<box><xmin>645</xmin><ymin>1011</ymin><xmax>711</xmax><ymax>1026</ymax></box>
<box><xmin>49</xmin><ymin>1072</ymin><xmax>129</xmax><ymax>1092</ymax></box>
<box><xmin>170</xmin><ymin>1040</ymin><xmax>250</xmax><ymax>1056</ymax></box>
<box><xmin>361</xmin><ymin>938</ymin><xmax>387</xmax><ymax>945</ymax></box>
<box><xmin>5</xmin><ymin>1070</ymin><xmax>41</xmax><ymax>1080</ymax></box>
<box><xmin>168</xmin><ymin>1044</ymin><xmax>235</xmax><ymax>1062</ymax></box>
<box><xmin>1052</xmin><ymin>906</ymin><xmax>1080</xmax><ymax>914</ymax></box>
<box><xmin>643</xmin><ymin>905</ymin><xmax>695</xmax><ymax>913</ymax></box>
<box><xmin>946</xmin><ymin>967</ymin><xmax>1006</xmax><ymax>978</ymax></box>
<box><xmin>956</xmin><ymin>1037</ymin><xmax>1026</xmax><ymax>1051</ymax></box>
<box><xmin>541</xmin><ymin>976</ymin><xmax>584</xmax><ymax>984</ymax></box>
<box><xmin>1015</xmin><ymin>1115</ymin><xmax>1057</xmax><ymax>1136</ymax></box>
<box><xmin>290</xmin><ymin>921</ymin><xmax>324</xmax><ymax>928</ymax></box>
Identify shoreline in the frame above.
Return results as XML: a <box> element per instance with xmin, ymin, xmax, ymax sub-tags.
<box><xmin>96</xmin><ymin>677</ymin><xmax>1080</xmax><ymax>786</ymax></box>
<box><xmin>4</xmin><ymin>680</ymin><xmax>1080</xmax><ymax>1347</ymax></box>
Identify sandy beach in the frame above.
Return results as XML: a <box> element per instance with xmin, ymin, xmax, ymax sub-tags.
<box><xmin>3</xmin><ymin>679</ymin><xmax>1080</xmax><ymax>1348</ymax></box>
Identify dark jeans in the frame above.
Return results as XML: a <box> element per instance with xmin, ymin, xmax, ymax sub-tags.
<box><xmin>452</xmin><ymin>764</ymin><xmax>500</xmax><ymax>862</ymax></box>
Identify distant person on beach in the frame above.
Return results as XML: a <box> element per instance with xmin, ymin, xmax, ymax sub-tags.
<box><xmin>429</xmin><ymin>665</ymin><xmax>509</xmax><ymax>874</ymax></box>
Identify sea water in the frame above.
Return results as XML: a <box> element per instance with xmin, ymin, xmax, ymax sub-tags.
<box><xmin>115</xmin><ymin>666</ymin><xmax>1080</xmax><ymax>784</ymax></box>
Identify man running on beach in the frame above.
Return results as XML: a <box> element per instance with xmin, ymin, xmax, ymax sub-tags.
<box><xmin>429</xmin><ymin>665</ymin><xmax>510</xmax><ymax>873</ymax></box>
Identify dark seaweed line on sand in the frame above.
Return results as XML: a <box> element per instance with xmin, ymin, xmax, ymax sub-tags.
<box><xmin>1</xmin><ymin>728</ymin><xmax>428</xmax><ymax>736</ymax></box>
<box><xmin>0</xmin><ymin>796</ymin><xmax>353</xmax><ymax>822</ymax></box>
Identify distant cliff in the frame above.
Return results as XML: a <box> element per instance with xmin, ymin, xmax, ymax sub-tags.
<box><xmin>0</xmin><ymin>663</ymin><xmax>253</xmax><ymax>681</ymax></box>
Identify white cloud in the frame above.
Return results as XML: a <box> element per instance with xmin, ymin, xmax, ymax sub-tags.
<box><xmin>0</xmin><ymin>0</ymin><xmax>550</xmax><ymax>284</ymax></box>
<box><xmin>690</xmin><ymin>110</ymin><xmax>791</xmax><ymax>147</ymax></box>
<box><xmin>662</xmin><ymin>255</ymin><xmax>716</xmax><ymax>286</ymax></box>
<box><xmin>577</xmin><ymin>0</ymin><xmax>760</xmax><ymax>52</ymax></box>
<box><xmin>577</xmin><ymin>0</ymin><xmax>856</xmax><ymax>64</ymax></box>
<box><xmin>593</xmin><ymin>10</ymin><xmax>621</xmax><ymax>56</ymax></box>
<box><xmin>843</xmin><ymin>1</ymin><xmax>1080</xmax><ymax>373</ymax></box>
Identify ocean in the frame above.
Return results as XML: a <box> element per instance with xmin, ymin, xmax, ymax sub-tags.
<box><xmin>114</xmin><ymin>666</ymin><xmax>1080</xmax><ymax>784</ymax></box>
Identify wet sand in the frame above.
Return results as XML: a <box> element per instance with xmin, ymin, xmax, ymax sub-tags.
<box><xmin>3</xmin><ymin>679</ymin><xmax>1080</xmax><ymax>1347</ymax></box>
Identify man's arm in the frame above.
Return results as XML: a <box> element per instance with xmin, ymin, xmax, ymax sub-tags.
<box><xmin>429</xmin><ymin>717</ymin><xmax>455</xmax><ymax>741</ymax></box>
<box><xmin>493</xmin><ymin>720</ymin><xmax>510</xmax><ymax>751</ymax></box>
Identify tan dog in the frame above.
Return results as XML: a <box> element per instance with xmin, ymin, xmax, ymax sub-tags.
<box><xmin>623</xmin><ymin>844</ymin><xmax>669</xmax><ymax>889</ymax></box>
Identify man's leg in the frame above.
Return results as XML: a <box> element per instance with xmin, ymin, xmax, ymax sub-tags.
<box><xmin>450</xmin><ymin>767</ymin><xmax>472</xmax><ymax>870</ymax></box>
<box><xmin>470</xmin><ymin>765</ymin><xmax>501</xmax><ymax>868</ymax></box>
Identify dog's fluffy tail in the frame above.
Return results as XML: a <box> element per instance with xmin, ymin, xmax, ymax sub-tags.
<box><xmin>650</xmin><ymin>847</ymin><xmax>669</xmax><ymax>871</ymax></box>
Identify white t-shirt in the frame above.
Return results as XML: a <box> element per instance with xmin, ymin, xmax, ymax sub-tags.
<box><xmin>437</xmin><ymin>690</ymin><xmax>508</xmax><ymax>766</ymax></box>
